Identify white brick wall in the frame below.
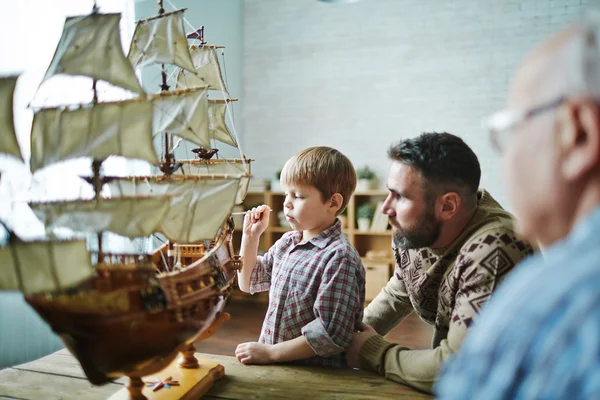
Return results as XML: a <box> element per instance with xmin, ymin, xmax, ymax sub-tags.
<box><xmin>242</xmin><ymin>0</ymin><xmax>592</xmax><ymax>209</ymax></box>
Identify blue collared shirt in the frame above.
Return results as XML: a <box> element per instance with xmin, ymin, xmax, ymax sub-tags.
<box><xmin>435</xmin><ymin>206</ymin><xmax>600</xmax><ymax>400</ymax></box>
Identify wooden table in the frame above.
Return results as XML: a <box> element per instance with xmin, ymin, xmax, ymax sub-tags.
<box><xmin>0</xmin><ymin>349</ymin><xmax>432</xmax><ymax>399</ymax></box>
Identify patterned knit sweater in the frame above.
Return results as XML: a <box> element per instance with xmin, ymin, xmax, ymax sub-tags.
<box><xmin>359</xmin><ymin>190</ymin><xmax>535</xmax><ymax>393</ymax></box>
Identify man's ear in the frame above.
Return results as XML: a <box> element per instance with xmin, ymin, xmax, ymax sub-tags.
<box><xmin>329</xmin><ymin>193</ymin><xmax>343</xmax><ymax>214</ymax></box>
<box><xmin>436</xmin><ymin>192</ymin><xmax>461</xmax><ymax>221</ymax></box>
<box><xmin>559</xmin><ymin>99</ymin><xmax>600</xmax><ymax>180</ymax></box>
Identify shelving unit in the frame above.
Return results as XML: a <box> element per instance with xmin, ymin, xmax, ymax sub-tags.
<box><xmin>231</xmin><ymin>190</ymin><xmax>394</xmax><ymax>303</ymax></box>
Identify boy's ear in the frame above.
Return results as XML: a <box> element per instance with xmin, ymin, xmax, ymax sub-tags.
<box><xmin>329</xmin><ymin>193</ymin><xmax>343</xmax><ymax>213</ymax></box>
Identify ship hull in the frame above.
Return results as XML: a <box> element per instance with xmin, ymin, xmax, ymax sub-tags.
<box><xmin>25</xmin><ymin>227</ymin><xmax>237</xmax><ymax>385</ymax></box>
<box><xmin>27</xmin><ymin>293</ymin><xmax>227</xmax><ymax>384</ymax></box>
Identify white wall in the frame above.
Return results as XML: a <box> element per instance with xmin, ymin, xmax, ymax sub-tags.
<box><xmin>242</xmin><ymin>0</ymin><xmax>592</xmax><ymax>209</ymax></box>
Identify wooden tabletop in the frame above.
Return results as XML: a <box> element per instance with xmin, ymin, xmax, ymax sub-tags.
<box><xmin>0</xmin><ymin>349</ymin><xmax>433</xmax><ymax>399</ymax></box>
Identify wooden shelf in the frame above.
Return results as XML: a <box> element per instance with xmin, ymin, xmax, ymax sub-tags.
<box><xmin>234</xmin><ymin>190</ymin><xmax>394</xmax><ymax>302</ymax></box>
<box><xmin>353</xmin><ymin>230</ymin><xmax>392</xmax><ymax>236</ymax></box>
<box><xmin>354</xmin><ymin>190</ymin><xmax>388</xmax><ymax>196</ymax></box>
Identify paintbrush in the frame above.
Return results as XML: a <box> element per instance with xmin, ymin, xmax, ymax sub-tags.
<box><xmin>231</xmin><ymin>207</ymin><xmax>273</xmax><ymax>216</ymax></box>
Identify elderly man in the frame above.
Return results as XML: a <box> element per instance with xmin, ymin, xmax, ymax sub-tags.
<box><xmin>346</xmin><ymin>132</ymin><xmax>534</xmax><ymax>393</ymax></box>
<box><xmin>436</xmin><ymin>20</ymin><xmax>600</xmax><ymax>400</ymax></box>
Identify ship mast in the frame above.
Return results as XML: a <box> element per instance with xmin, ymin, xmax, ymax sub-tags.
<box><xmin>91</xmin><ymin>160</ymin><xmax>105</xmax><ymax>262</ymax></box>
<box><xmin>92</xmin><ymin>1</ymin><xmax>104</xmax><ymax>263</ymax></box>
<box><xmin>159</xmin><ymin>59</ymin><xmax>175</xmax><ymax>269</ymax></box>
<box><xmin>156</xmin><ymin>0</ymin><xmax>174</xmax><ymax>269</ymax></box>
<box><xmin>155</xmin><ymin>0</ymin><xmax>182</xmax><ymax>177</ymax></box>
<box><xmin>158</xmin><ymin>0</ymin><xmax>168</xmax><ymax>166</ymax></box>
<box><xmin>160</xmin><ymin>63</ymin><xmax>175</xmax><ymax>175</ymax></box>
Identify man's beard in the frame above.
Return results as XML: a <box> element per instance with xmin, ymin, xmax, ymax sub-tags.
<box><xmin>392</xmin><ymin>208</ymin><xmax>442</xmax><ymax>250</ymax></box>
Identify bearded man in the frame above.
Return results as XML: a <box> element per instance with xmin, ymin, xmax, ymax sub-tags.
<box><xmin>345</xmin><ymin>132</ymin><xmax>534</xmax><ymax>394</ymax></box>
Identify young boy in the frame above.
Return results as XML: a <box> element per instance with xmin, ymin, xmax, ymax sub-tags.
<box><xmin>235</xmin><ymin>146</ymin><xmax>366</xmax><ymax>367</ymax></box>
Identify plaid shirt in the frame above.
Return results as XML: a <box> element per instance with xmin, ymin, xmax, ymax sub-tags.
<box><xmin>250</xmin><ymin>218</ymin><xmax>365</xmax><ymax>367</ymax></box>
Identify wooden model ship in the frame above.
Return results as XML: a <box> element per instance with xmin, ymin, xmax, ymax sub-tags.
<box><xmin>0</xmin><ymin>1</ymin><xmax>250</xmax><ymax>397</ymax></box>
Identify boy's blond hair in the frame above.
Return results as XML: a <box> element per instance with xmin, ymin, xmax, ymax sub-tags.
<box><xmin>280</xmin><ymin>146</ymin><xmax>357</xmax><ymax>215</ymax></box>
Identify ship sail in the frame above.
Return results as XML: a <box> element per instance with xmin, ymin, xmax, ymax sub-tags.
<box><xmin>28</xmin><ymin>5</ymin><xmax>250</xmax><ymax>248</ymax></box>
<box><xmin>30</xmin><ymin>100</ymin><xmax>158</xmax><ymax>172</ymax></box>
<box><xmin>171</xmin><ymin>98</ymin><xmax>238</xmax><ymax>152</ymax></box>
<box><xmin>42</xmin><ymin>13</ymin><xmax>144</xmax><ymax>95</ymax></box>
<box><xmin>33</xmin><ymin>177</ymin><xmax>241</xmax><ymax>243</ymax></box>
<box><xmin>30</xmin><ymin>86</ymin><xmax>218</xmax><ymax>172</ymax></box>
<box><xmin>180</xmin><ymin>159</ymin><xmax>250</xmax><ymax>204</ymax></box>
<box><xmin>208</xmin><ymin>100</ymin><xmax>237</xmax><ymax>147</ymax></box>
<box><xmin>153</xmin><ymin>87</ymin><xmax>210</xmax><ymax>148</ymax></box>
<box><xmin>30</xmin><ymin>197</ymin><xmax>172</xmax><ymax>239</ymax></box>
<box><xmin>177</xmin><ymin>46</ymin><xmax>227</xmax><ymax>91</ymax></box>
<box><xmin>0</xmin><ymin>76</ymin><xmax>23</xmax><ymax>162</ymax></box>
<box><xmin>105</xmin><ymin>176</ymin><xmax>241</xmax><ymax>242</ymax></box>
<box><xmin>0</xmin><ymin>239</ymin><xmax>93</xmax><ymax>296</ymax></box>
<box><xmin>128</xmin><ymin>9</ymin><xmax>196</xmax><ymax>73</ymax></box>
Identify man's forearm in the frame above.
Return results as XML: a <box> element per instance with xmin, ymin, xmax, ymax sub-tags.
<box><xmin>237</xmin><ymin>234</ymin><xmax>260</xmax><ymax>292</ymax></box>
<box><xmin>364</xmin><ymin>289</ymin><xmax>413</xmax><ymax>335</ymax></box>
<box><xmin>360</xmin><ymin>335</ymin><xmax>456</xmax><ymax>394</ymax></box>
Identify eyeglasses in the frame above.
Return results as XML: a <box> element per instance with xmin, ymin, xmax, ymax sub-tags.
<box><xmin>482</xmin><ymin>97</ymin><xmax>565</xmax><ymax>152</ymax></box>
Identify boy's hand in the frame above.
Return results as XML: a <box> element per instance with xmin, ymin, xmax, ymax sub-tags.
<box><xmin>235</xmin><ymin>341</ymin><xmax>274</xmax><ymax>364</ymax></box>
<box><xmin>243</xmin><ymin>205</ymin><xmax>270</xmax><ymax>237</ymax></box>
